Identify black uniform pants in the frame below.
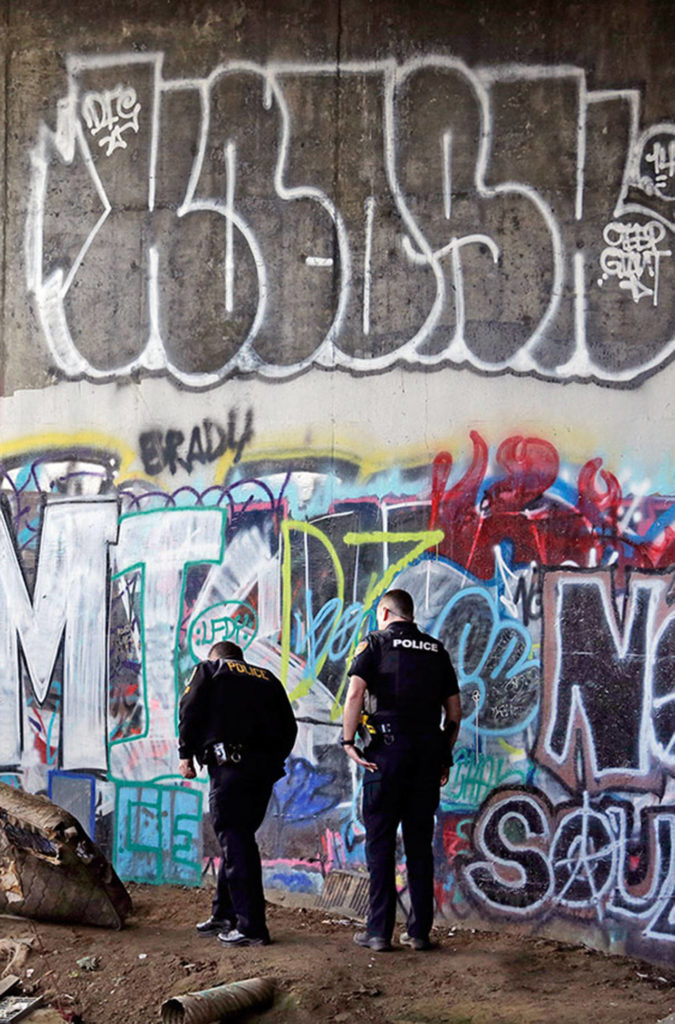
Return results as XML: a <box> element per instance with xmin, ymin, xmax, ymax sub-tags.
<box><xmin>362</xmin><ymin>735</ymin><xmax>441</xmax><ymax>941</ymax></box>
<box><xmin>208</xmin><ymin>762</ymin><xmax>274</xmax><ymax>939</ymax></box>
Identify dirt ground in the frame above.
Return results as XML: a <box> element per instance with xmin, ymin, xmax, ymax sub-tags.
<box><xmin>0</xmin><ymin>883</ymin><xmax>674</xmax><ymax>1024</ymax></box>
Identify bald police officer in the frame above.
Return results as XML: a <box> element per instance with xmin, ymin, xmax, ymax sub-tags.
<box><xmin>343</xmin><ymin>589</ymin><xmax>461</xmax><ymax>952</ymax></box>
<box><xmin>179</xmin><ymin>641</ymin><xmax>297</xmax><ymax>947</ymax></box>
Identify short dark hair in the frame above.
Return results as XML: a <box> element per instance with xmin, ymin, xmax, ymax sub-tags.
<box><xmin>209</xmin><ymin>641</ymin><xmax>244</xmax><ymax>660</ymax></box>
<box><xmin>381</xmin><ymin>589</ymin><xmax>414</xmax><ymax>620</ymax></box>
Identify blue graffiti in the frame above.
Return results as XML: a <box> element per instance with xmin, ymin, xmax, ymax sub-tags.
<box><xmin>272</xmin><ymin>757</ymin><xmax>340</xmax><ymax>823</ymax></box>
<box><xmin>114</xmin><ymin>782</ymin><xmax>202</xmax><ymax>885</ymax></box>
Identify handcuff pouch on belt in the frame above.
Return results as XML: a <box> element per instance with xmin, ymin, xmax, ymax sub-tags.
<box><xmin>210</xmin><ymin>741</ymin><xmax>244</xmax><ymax>766</ymax></box>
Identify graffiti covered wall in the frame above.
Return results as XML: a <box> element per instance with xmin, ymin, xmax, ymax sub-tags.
<box><xmin>2</xmin><ymin>0</ymin><xmax>675</xmax><ymax>966</ymax></box>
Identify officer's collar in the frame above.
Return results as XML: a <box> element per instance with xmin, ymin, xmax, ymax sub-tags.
<box><xmin>383</xmin><ymin>619</ymin><xmax>417</xmax><ymax>632</ymax></box>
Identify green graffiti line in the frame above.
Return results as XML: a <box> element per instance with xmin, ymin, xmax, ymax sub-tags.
<box><xmin>280</xmin><ymin>523</ymin><xmax>443</xmax><ymax>709</ymax></box>
<box><xmin>281</xmin><ymin>520</ymin><xmax>346</xmax><ymax>702</ymax></box>
<box><xmin>187</xmin><ymin>600</ymin><xmax>258</xmax><ymax>659</ymax></box>
<box><xmin>113</xmin><ymin>780</ymin><xmax>203</xmax><ymax>886</ymax></box>
<box><xmin>110</xmin><ymin>508</ymin><xmax>227</xmax><ymax>751</ymax></box>
<box><xmin>330</xmin><ymin>529</ymin><xmax>444</xmax><ymax>718</ymax></box>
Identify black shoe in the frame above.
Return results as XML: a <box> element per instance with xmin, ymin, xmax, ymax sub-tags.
<box><xmin>400</xmin><ymin>931</ymin><xmax>433</xmax><ymax>951</ymax></box>
<box><xmin>218</xmin><ymin>928</ymin><xmax>270</xmax><ymax>947</ymax></box>
<box><xmin>196</xmin><ymin>916</ymin><xmax>232</xmax><ymax>936</ymax></box>
<box><xmin>353</xmin><ymin>931</ymin><xmax>392</xmax><ymax>952</ymax></box>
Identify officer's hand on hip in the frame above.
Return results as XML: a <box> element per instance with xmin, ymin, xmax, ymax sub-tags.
<box><xmin>179</xmin><ymin>757</ymin><xmax>196</xmax><ymax>779</ymax></box>
<box><xmin>343</xmin><ymin>743</ymin><xmax>378</xmax><ymax>773</ymax></box>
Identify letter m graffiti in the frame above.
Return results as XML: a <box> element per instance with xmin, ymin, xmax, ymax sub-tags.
<box><xmin>0</xmin><ymin>496</ymin><xmax>118</xmax><ymax>772</ymax></box>
<box><xmin>534</xmin><ymin>569</ymin><xmax>664</xmax><ymax>795</ymax></box>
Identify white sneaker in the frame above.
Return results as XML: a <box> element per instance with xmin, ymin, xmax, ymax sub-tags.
<box><xmin>400</xmin><ymin>931</ymin><xmax>432</xmax><ymax>951</ymax></box>
<box><xmin>217</xmin><ymin>928</ymin><xmax>270</xmax><ymax>947</ymax></box>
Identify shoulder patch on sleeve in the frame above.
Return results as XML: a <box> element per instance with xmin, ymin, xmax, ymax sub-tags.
<box><xmin>354</xmin><ymin>640</ymin><xmax>368</xmax><ymax>656</ymax></box>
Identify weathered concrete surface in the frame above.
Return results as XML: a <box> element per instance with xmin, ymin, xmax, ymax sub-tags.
<box><xmin>1</xmin><ymin>0</ymin><xmax>675</xmax><ymax>973</ymax></box>
<box><xmin>3</xmin><ymin>0</ymin><xmax>675</xmax><ymax>390</ymax></box>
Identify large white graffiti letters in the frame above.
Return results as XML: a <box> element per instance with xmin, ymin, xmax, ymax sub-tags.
<box><xmin>26</xmin><ymin>56</ymin><xmax>675</xmax><ymax>388</ymax></box>
<box><xmin>459</xmin><ymin>788</ymin><xmax>675</xmax><ymax>947</ymax></box>
<box><xmin>535</xmin><ymin>570</ymin><xmax>675</xmax><ymax>794</ymax></box>
<box><xmin>0</xmin><ymin>496</ymin><xmax>118</xmax><ymax>772</ymax></box>
<box><xmin>110</xmin><ymin>508</ymin><xmax>225</xmax><ymax>780</ymax></box>
<box><xmin>460</xmin><ymin>789</ymin><xmax>555</xmax><ymax>918</ymax></box>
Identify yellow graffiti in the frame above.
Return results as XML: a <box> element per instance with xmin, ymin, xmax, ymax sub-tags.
<box><xmin>0</xmin><ymin>430</ymin><xmax>140</xmax><ymax>481</ymax></box>
<box><xmin>498</xmin><ymin>738</ymin><xmax>526</xmax><ymax>758</ymax></box>
<box><xmin>280</xmin><ymin>523</ymin><xmax>443</xmax><ymax>709</ymax></box>
<box><xmin>280</xmin><ymin>520</ymin><xmax>346</xmax><ymax>701</ymax></box>
<box><xmin>213</xmin><ymin>449</ymin><xmax>237</xmax><ymax>483</ymax></box>
<box><xmin>235</xmin><ymin>440</ymin><xmax>458</xmax><ymax>485</ymax></box>
<box><xmin>331</xmin><ymin>529</ymin><xmax>444</xmax><ymax>717</ymax></box>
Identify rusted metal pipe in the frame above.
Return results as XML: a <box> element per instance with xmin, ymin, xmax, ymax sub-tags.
<box><xmin>161</xmin><ymin>977</ymin><xmax>275</xmax><ymax>1024</ymax></box>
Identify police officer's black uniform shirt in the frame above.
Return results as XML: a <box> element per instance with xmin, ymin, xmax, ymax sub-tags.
<box><xmin>178</xmin><ymin>657</ymin><xmax>297</xmax><ymax>774</ymax></box>
<box><xmin>348</xmin><ymin>621</ymin><xmax>459</xmax><ymax>735</ymax></box>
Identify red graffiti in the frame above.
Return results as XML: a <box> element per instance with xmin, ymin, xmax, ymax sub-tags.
<box><xmin>430</xmin><ymin>432</ymin><xmax>675</xmax><ymax>578</ymax></box>
<box><xmin>441</xmin><ymin>813</ymin><xmax>472</xmax><ymax>861</ymax></box>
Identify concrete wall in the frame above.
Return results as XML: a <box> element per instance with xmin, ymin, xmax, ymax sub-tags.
<box><xmin>2</xmin><ymin>0</ymin><xmax>675</xmax><ymax>965</ymax></box>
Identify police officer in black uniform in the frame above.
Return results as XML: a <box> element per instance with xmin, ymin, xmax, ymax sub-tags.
<box><xmin>343</xmin><ymin>589</ymin><xmax>460</xmax><ymax>952</ymax></box>
<box><xmin>178</xmin><ymin>640</ymin><xmax>297</xmax><ymax>946</ymax></box>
